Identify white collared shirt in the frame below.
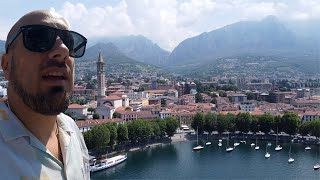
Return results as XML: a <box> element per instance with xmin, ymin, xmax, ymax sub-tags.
<box><xmin>0</xmin><ymin>101</ymin><xmax>90</xmax><ymax>180</ymax></box>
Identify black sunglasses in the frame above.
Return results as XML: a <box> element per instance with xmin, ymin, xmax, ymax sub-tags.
<box><xmin>5</xmin><ymin>24</ymin><xmax>87</xmax><ymax>58</ymax></box>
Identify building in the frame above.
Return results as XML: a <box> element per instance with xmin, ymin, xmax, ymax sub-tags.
<box><xmin>76</xmin><ymin>118</ymin><xmax>124</xmax><ymax>133</ymax></box>
<box><xmin>268</xmin><ymin>91</ymin><xmax>286</xmax><ymax>103</ymax></box>
<box><xmin>246</xmin><ymin>83</ymin><xmax>272</xmax><ymax>91</ymax></box>
<box><xmin>66</xmin><ymin>104</ymin><xmax>88</xmax><ymax>119</ymax></box>
<box><xmin>296</xmin><ymin>88</ymin><xmax>311</xmax><ymax>98</ymax></box>
<box><xmin>127</xmin><ymin>90</ymin><xmax>149</xmax><ymax>100</ymax></box>
<box><xmin>301</xmin><ymin>111</ymin><xmax>320</xmax><ymax>123</ymax></box>
<box><xmin>291</xmin><ymin>98</ymin><xmax>320</xmax><ymax>108</ymax></box>
<box><xmin>228</xmin><ymin>93</ymin><xmax>247</xmax><ymax>103</ymax></box>
<box><xmin>240</xmin><ymin>102</ymin><xmax>255</xmax><ymax>112</ymax></box>
<box><xmin>95</xmin><ymin>104</ymin><xmax>115</xmax><ymax>119</ymax></box>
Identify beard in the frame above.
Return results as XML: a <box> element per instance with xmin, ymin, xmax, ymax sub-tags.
<box><xmin>9</xmin><ymin>57</ymin><xmax>72</xmax><ymax>115</ymax></box>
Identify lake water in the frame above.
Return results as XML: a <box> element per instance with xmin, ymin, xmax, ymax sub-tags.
<box><xmin>91</xmin><ymin>140</ymin><xmax>320</xmax><ymax>180</ymax></box>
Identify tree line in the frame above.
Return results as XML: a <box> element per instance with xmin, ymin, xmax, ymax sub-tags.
<box><xmin>83</xmin><ymin>117</ymin><xmax>179</xmax><ymax>151</ymax></box>
<box><xmin>191</xmin><ymin>112</ymin><xmax>320</xmax><ymax>137</ymax></box>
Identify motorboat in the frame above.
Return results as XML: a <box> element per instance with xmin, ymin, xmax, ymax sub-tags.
<box><xmin>90</xmin><ymin>154</ymin><xmax>127</xmax><ymax>173</ymax></box>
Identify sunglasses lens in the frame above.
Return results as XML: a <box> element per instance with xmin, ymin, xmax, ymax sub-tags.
<box><xmin>24</xmin><ymin>26</ymin><xmax>56</xmax><ymax>52</ymax></box>
<box><xmin>61</xmin><ymin>31</ymin><xmax>86</xmax><ymax>58</ymax></box>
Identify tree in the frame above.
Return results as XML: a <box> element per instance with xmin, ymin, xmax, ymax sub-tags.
<box><xmin>204</xmin><ymin>112</ymin><xmax>217</xmax><ymax>134</ymax></box>
<box><xmin>88</xmin><ymin>107</ymin><xmax>95</xmax><ymax>114</ymax></box>
<box><xmin>299</xmin><ymin>122</ymin><xmax>311</xmax><ymax>136</ymax></box>
<box><xmin>156</xmin><ymin>118</ymin><xmax>167</xmax><ymax>138</ymax></box>
<box><xmin>195</xmin><ymin>93</ymin><xmax>203</xmax><ymax>103</ymax></box>
<box><xmin>245</xmin><ymin>92</ymin><xmax>255</xmax><ymax>100</ymax></box>
<box><xmin>91</xmin><ymin>125</ymin><xmax>110</xmax><ymax>150</ymax></box>
<box><xmin>309</xmin><ymin>120</ymin><xmax>320</xmax><ymax>137</ymax></box>
<box><xmin>127</xmin><ymin>119</ymin><xmax>152</xmax><ymax>144</ymax></box>
<box><xmin>216</xmin><ymin>114</ymin><xmax>228</xmax><ymax>134</ymax></box>
<box><xmin>280</xmin><ymin>112</ymin><xmax>301</xmax><ymax>135</ymax></box>
<box><xmin>83</xmin><ymin>130</ymin><xmax>94</xmax><ymax>149</ymax></box>
<box><xmin>258</xmin><ymin>114</ymin><xmax>274</xmax><ymax>133</ymax></box>
<box><xmin>113</xmin><ymin>111</ymin><xmax>121</xmax><ymax>118</ymax></box>
<box><xmin>150</xmin><ymin>121</ymin><xmax>161</xmax><ymax>140</ymax></box>
<box><xmin>235</xmin><ymin>113</ymin><xmax>252</xmax><ymax>133</ymax></box>
<box><xmin>225</xmin><ymin>113</ymin><xmax>236</xmax><ymax>132</ymax></box>
<box><xmin>191</xmin><ymin>112</ymin><xmax>205</xmax><ymax>134</ymax></box>
<box><xmin>164</xmin><ymin>117</ymin><xmax>179</xmax><ymax>137</ymax></box>
<box><xmin>92</xmin><ymin>113</ymin><xmax>100</xmax><ymax>119</ymax></box>
<box><xmin>106</xmin><ymin>123</ymin><xmax>118</xmax><ymax>146</ymax></box>
<box><xmin>250</xmin><ymin>116</ymin><xmax>259</xmax><ymax>133</ymax></box>
<box><xmin>117</xmin><ymin>124</ymin><xmax>129</xmax><ymax>144</ymax></box>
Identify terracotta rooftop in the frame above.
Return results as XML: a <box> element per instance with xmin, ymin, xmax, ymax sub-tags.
<box><xmin>144</xmin><ymin>90</ymin><xmax>167</xmax><ymax>93</ymax></box>
<box><xmin>76</xmin><ymin>118</ymin><xmax>124</xmax><ymax>128</ymax></box>
<box><xmin>68</xmin><ymin>104</ymin><xmax>86</xmax><ymax>109</ymax></box>
<box><xmin>101</xmin><ymin>95</ymin><xmax>122</xmax><ymax>101</ymax></box>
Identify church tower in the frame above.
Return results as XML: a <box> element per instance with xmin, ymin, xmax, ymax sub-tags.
<box><xmin>97</xmin><ymin>51</ymin><xmax>106</xmax><ymax>105</ymax></box>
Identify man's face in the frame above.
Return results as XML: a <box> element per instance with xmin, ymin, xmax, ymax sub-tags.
<box><xmin>6</xmin><ymin>14</ymin><xmax>75</xmax><ymax>115</ymax></box>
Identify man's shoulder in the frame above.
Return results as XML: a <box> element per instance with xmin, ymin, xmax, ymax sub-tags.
<box><xmin>58</xmin><ymin>113</ymin><xmax>79</xmax><ymax>131</ymax></box>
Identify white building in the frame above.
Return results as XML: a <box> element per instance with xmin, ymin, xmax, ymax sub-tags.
<box><xmin>129</xmin><ymin>101</ymin><xmax>143</xmax><ymax>111</ymax></box>
<box><xmin>301</xmin><ymin>111</ymin><xmax>320</xmax><ymax>123</ymax></box>
<box><xmin>240</xmin><ymin>102</ymin><xmax>255</xmax><ymax>112</ymax></box>
<box><xmin>96</xmin><ymin>104</ymin><xmax>115</xmax><ymax>119</ymax></box>
<box><xmin>66</xmin><ymin>104</ymin><xmax>88</xmax><ymax>118</ymax></box>
<box><xmin>127</xmin><ymin>90</ymin><xmax>149</xmax><ymax>100</ymax></box>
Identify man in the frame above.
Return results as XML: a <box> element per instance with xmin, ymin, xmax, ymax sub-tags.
<box><xmin>1</xmin><ymin>10</ymin><xmax>90</xmax><ymax>179</ymax></box>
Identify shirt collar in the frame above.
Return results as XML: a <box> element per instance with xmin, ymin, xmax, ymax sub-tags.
<box><xmin>0</xmin><ymin>101</ymin><xmax>31</xmax><ymax>142</ymax></box>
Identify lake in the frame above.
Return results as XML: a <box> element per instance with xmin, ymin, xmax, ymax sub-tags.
<box><xmin>91</xmin><ymin>139</ymin><xmax>320</xmax><ymax>180</ymax></box>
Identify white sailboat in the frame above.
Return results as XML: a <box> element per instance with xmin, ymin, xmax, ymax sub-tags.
<box><xmin>205</xmin><ymin>132</ymin><xmax>211</xmax><ymax>146</ymax></box>
<box><xmin>265</xmin><ymin>145</ymin><xmax>270</xmax><ymax>158</ymax></box>
<box><xmin>218</xmin><ymin>139</ymin><xmax>222</xmax><ymax>147</ymax></box>
<box><xmin>255</xmin><ymin>138</ymin><xmax>260</xmax><ymax>150</ymax></box>
<box><xmin>193</xmin><ymin>127</ymin><xmax>204</xmax><ymax>151</ymax></box>
<box><xmin>288</xmin><ymin>143</ymin><xmax>294</xmax><ymax>163</ymax></box>
<box><xmin>305</xmin><ymin>146</ymin><xmax>311</xmax><ymax>150</ymax></box>
<box><xmin>226</xmin><ymin>133</ymin><xmax>234</xmax><ymax>152</ymax></box>
<box><xmin>275</xmin><ymin>127</ymin><xmax>282</xmax><ymax>151</ymax></box>
<box><xmin>314</xmin><ymin>145</ymin><xmax>320</xmax><ymax>170</ymax></box>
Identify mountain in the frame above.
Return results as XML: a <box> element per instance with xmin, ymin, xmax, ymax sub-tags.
<box><xmin>0</xmin><ymin>40</ymin><xmax>5</xmax><ymax>53</ymax></box>
<box><xmin>90</xmin><ymin>35</ymin><xmax>170</xmax><ymax>66</ymax></box>
<box><xmin>77</xmin><ymin>42</ymin><xmax>158</xmax><ymax>76</ymax></box>
<box><xmin>167</xmin><ymin>16</ymin><xmax>316</xmax><ymax>67</ymax></box>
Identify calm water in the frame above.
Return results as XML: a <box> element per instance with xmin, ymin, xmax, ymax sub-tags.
<box><xmin>91</xmin><ymin>140</ymin><xmax>320</xmax><ymax>180</ymax></box>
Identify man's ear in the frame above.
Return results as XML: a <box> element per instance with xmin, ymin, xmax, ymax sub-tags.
<box><xmin>1</xmin><ymin>54</ymin><xmax>10</xmax><ymax>80</ymax></box>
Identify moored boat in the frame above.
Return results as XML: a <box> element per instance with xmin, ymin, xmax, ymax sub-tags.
<box><xmin>90</xmin><ymin>154</ymin><xmax>127</xmax><ymax>173</ymax></box>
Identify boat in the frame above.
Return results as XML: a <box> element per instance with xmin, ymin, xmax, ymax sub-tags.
<box><xmin>193</xmin><ymin>127</ymin><xmax>204</xmax><ymax>151</ymax></box>
<box><xmin>226</xmin><ymin>133</ymin><xmax>234</xmax><ymax>152</ymax></box>
<box><xmin>267</xmin><ymin>142</ymin><xmax>272</xmax><ymax>146</ymax></box>
<box><xmin>250</xmin><ymin>143</ymin><xmax>255</xmax><ymax>147</ymax></box>
<box><xmin>234</xmin><ymin>142</ymin><xmax>240</xmax><ymax>147</ymax></box>
<box><xmin>218</xmin><ymin>142</ymin><xmax>222</xmax><ymax>147</ymax></box>
<box><xmin>275</xmin><ymin>127</ymin><xmax>282</xmax><ymax>151</ymax></box>
<box><xmin>314</xmin><ymin>145</ymin><xmax>320</xmax><ymax>170</ymax></box>
<box><xmin>305</xmin><ymin>146</ymin><xmax>311</xmax><ymax>150</ymax></box>
<box><xmin>255</xmin><ymin>138</ymin><xmax>259</xmax><ymax>150</ymax></box>
<box><xmin>90</xmin><ymin>154</ymin><xmax>127</xmax><ymax>173</ymax></box>
<box><xmin>265</xmin><ymin>145</ymin><xmax>270</xmax><ymax>158</ymax></box>
<box><xmin>288</xmin><ymin>143</ymin><xmax>294</xmax><ymax>163</ymax></box>
<box><xmin>205</xmin><ymin>132</ymin><xmax>211</xmax><ymax>146</ymax></box>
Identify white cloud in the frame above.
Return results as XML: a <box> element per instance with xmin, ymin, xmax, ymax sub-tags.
<box><xmin>55</xmin><ymin>0</ymin><xmax>320</xmax><ymax>51</ymax></box>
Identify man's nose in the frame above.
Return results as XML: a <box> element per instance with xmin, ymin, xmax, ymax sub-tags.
<box><xmin>47</xmin><ymin>36</ymin><xmax>70</xmax><ymax>61</ymax></box>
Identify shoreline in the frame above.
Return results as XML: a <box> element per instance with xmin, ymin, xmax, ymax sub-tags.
<box><xmin>127</xmin><ymin>132</ymin><xmax>320</xmax><ymax>153</ymax></box>
<box><xmin>91</xmin><ymin>132</ymin><xmax>320</xmax><ymax>158</ymax></box>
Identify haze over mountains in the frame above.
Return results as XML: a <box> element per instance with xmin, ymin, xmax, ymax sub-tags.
<box><xmin>167</xmin><ymin>16</ymin><xmax>319</xmax><ymax>67</ymax></box>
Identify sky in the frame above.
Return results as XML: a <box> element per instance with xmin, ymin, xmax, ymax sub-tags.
<box><xmin>1</xmin><ymin>0</ymin><xmax>320</xmax><ymax>51</ymax></box>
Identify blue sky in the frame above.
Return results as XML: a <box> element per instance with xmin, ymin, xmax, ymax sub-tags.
<box><xmin>1</xmin><ymin>0</ymin><xmax>319</xmax><ymax>51</ymax></box>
